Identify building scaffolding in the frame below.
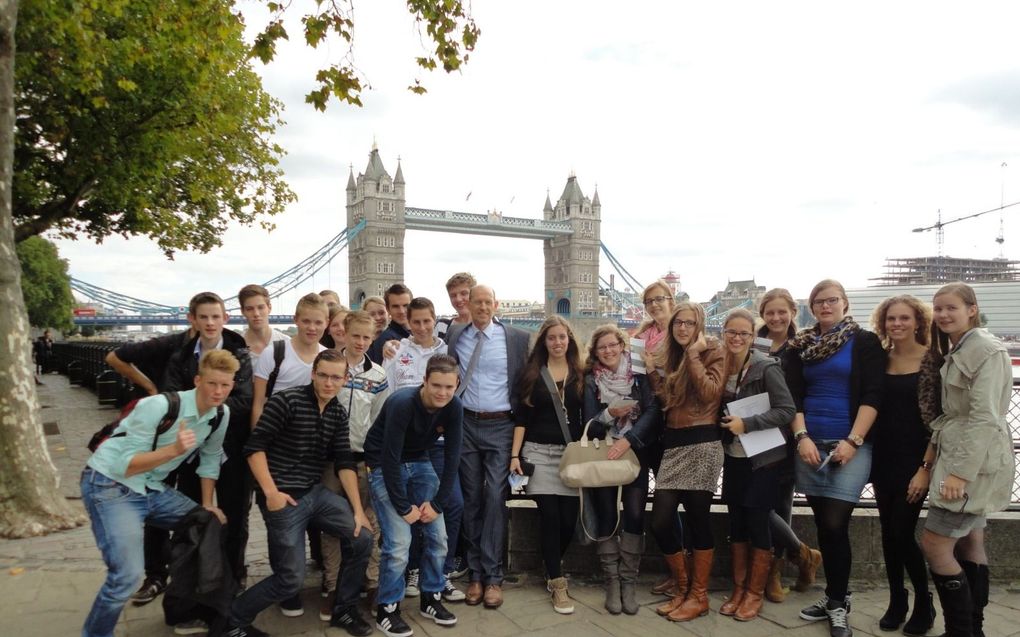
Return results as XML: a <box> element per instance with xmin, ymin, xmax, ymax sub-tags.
<box><xmin>870</xmin><ymin>256</ymin><xmax>1020</xmax><ymax>286</ymax></box>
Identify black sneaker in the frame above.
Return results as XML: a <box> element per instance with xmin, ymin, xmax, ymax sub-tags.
<box><xmin>279</xmin><ymin>594</ymin><xmax>304</xmax><ymax>617</ymax></box>
<box><xmin>223</xmin><ymin>625</ymin><xmax>269</xmax><ymax>637</ymax></box>
<box><xmin>800</xmin><ymin>593</ymin><xmax>851</xmax><ymax>621</ymax></box>
<box><xmin>420</xmin><ymin>592</ymin><xmax>457</xmax><ymax>626</ymax></box>
<box><xmin>376</xmin><ymin>602</ymin><xmax>414</xmax><ymax>637</ymax></box>
<box><xmin>447</xmin><ymin>557</ymin><xmax>468</xmax><ymax>580</ymax></box>
<box><xmin>130</xmin><ymin>576</ymin><xmax>167</xmax><ymax>606</ymax></box>
<box><xmin>826</xmin><ymin>602</ymin><xmax>853</xmax><ymax>637</ymax></box>
<box><xmin>330</xmin><ymin>605</ymin><xmax>373</xmax><ymax>637</ymax></box>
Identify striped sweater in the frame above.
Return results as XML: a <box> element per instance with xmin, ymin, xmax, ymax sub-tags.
<box><xmin>244</xmin><ymin>384</ymin><xmax>355</xmax><ymax>493</ymax></box>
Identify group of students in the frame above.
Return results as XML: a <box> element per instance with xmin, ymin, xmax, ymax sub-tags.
<box><xmin>77</xmin><ymin>272</ymin><xmax>1015</xmax><ymax>637</ymax></box>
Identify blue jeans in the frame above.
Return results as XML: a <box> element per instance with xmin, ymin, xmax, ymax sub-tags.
<box><xmin>407</xmin><ymin>441</ymin><xmax>463</xmax><ymax>574</ymax></box>
<box><xmin>230</xmin><ymin>484</ymin><xmax>372</xmax><ymax>626</ymax></box>
<box><xmin>459</xmin><ymin>415</ymin><xmax>513</xmax><ymax>584</ymax></box>
<box><xmin>81</xmin><ymin>467</ymin><xmax>200</xmax><ymax>637</ymax></box>
<box><xmin>368</xmin><ymin>462</ymin><xmax>447</xmax><ymax>605</ymax></box>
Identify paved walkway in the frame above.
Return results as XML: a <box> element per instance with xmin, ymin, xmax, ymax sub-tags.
<box><xmin>1</xmin><ymin>375</ymin><xmax>1018</xmax><ymax>636</ymax></box>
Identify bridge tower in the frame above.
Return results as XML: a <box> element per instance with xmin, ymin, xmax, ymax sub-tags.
<box><xmin>543</xmin><ymin>174</ymin><xmax>601</xmax><ymax>317</ymax></box>
<box><xmin>346</xmin><ymin>144</ymin><xmax>406</xmax><ymax>308</ymax></box>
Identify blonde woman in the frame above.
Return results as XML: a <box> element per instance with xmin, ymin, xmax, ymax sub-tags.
<box><xmin>921</xmin><ymin>283</ymin><xmax>1014</xmax><ymax>637</ymax></box>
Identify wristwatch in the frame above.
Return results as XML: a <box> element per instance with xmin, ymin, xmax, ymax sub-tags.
<box><xmin>845</xmin><ymin>433</ymin><xmax>864</xmax><ymax>448</ymax></box>
<box><xmin>794</xmin><ymin>430</ymin><xmax>809</xmax><ymax>442</ymax></box>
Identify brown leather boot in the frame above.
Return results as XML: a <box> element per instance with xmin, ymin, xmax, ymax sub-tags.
<box><xmin>765</xmin><ymin>556</ymin><xmax>787</xmax><ymax>602</ymax></box>
<box><xmin>735</xmin><ymin>549</ymin><xmax>772</xmax><ymax>621</ymax></box>
<box><xmin>667</xmin><ymin>549</ymin><xmax>713</xmax><ymax>622</ymax></box>
<box><xmin>650</xmin><ymin>574</ymin><xmax>675</xmax><ymax>596</ymax></box>
<box><xmin>720</xmin><ymin>542</ymin><xmax>749</xmax><ymax>616</ymax></box>
<box><xmin>792</xmin><ymin>542</ymin><xmax>822</xmax><ymax>592</ymax></box>
<box><xmin>655</xmin><ymin>551</ymin><xmax>689</xmax><ymax>616</ymax></box>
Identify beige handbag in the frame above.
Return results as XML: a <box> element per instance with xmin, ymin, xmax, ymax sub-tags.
<box><xmin>558</xmin><ymin>419</ymin><xmax>641</xmax><ymax>488</ymax></box>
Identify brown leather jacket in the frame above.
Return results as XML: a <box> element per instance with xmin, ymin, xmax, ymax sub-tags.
<box><xmin>651</xmin><ymin>340</ymin><xmax>726</xmax><ymax>429</ymax></box>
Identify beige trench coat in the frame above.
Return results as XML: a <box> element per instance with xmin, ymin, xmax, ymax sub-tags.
<box><xmin>929</xmin><ymin>328</ymin><xmax>1016</xmax><ymax>515</ymax></box>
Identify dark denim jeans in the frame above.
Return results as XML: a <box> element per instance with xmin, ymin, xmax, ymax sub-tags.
<box><xmin>368</xmin><ymin>462</ymin><xmax>447</xmax><ymax>605</ymax></box>
<box><xmin>407</xmin><ymin>440</ymin><xmax>463</xmax><ymax>574</ymax></box>
<box><xmin>229</xmin><ymin>484</ymin><xmax>372</xmax><ymax>626</ymax></box>
<box><xmin>458</xmin><ymin>415</ymin><xmax>513</xmax><ymax>585</ymax></box>
<box><xmin>81</xmin><ymin>467</ymin><xmax>199</xmax><ymax>637</ymax></box>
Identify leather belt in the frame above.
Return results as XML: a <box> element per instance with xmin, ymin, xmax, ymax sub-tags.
<box><xmin>463</xmin><ymin>408</ymin><xmax>513</xmax><ymax>421</ymax></box>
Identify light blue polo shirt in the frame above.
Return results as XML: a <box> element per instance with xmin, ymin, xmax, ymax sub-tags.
<box><xmin>87</xmin><ymin>390</ymin><xmax>228</xmax><ymax>494</ymax></box>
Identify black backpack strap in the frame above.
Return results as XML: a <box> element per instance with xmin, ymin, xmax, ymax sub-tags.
<box><xmin>151</xmin><ymin>391</ymin><xmax>181</xmax><ymax>451</ymax></box>
<box><xmin>265</xmin><ymin>339</ymin><xmax>286</xmax><ymax>397</ymax></box>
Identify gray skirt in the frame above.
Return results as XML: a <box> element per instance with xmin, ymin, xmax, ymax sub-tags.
<box><xmin>656</xmin><ymin>441</ymin><xmax>723</xmax><ymax>491</ymax></box>
<box><xmin>522</xmin><ymin>441</ymin><xmax>577</xmax><ymax>497</ymax></box>
<box><xmin>925</xmin><ymin>506</ymin><xmax>987</xmax><ymax>538</ymax></box>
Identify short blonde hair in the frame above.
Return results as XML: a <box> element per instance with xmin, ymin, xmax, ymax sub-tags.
<box><xmin>295</xmin><ymin>292</ymin><xmax>328</xmax><ymax>318</ymax></box>
<box><xmin>198</xmin><ymin>349</ymin><xmax>240</xmax><ymax>376</ymax></box>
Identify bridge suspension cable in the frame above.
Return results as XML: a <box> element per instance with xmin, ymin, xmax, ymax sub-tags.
<box><xmin>599</xmin><ymin>276</ymin><xmax>642</xmax><ymax>310</ymax></box>
<box><xmin>70</xmin><ymin>278</ymin><xmax>178</xmax><ymax>314</ymax></box>
<box><xmin>599</xmin><ymin>242</ymin><xmax>644</xmax><ymax>293</ymax></box>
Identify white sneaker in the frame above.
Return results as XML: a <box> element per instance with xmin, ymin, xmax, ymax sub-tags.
<box><xmin>441</xmin><ymin>577</ymin><xmax>466</xmax><ymax>602</ymax></box>
<box><xmin>404</xmin><ymin>568</ymin><xmax>420</xmax><ymax>597</ymax></box>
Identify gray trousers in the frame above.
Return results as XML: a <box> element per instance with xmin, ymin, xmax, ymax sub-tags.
<box><xmin>458</xmin><ymin>415</ymin><xmax>513</xmax><ymax>585</ymax></box>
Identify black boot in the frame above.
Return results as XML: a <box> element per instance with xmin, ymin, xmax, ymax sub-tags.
<box><xmin>960</xmin><ymin>562</ymin><xmax>988</xmax><ymax>637</ymax></box>
<box><xmin>902</xmin><ymin>590</ymin><xmax>936</xmax><ymax>636</ymax></box>
<box><xmin>931</xmin><ymin>571</ymin><xmax>973</xmax><ymax>637</ymax></box>
<box><xmin>879</xmin><ymin>588</ymin><xmax>908</xmax><ymax>631</ymax></box>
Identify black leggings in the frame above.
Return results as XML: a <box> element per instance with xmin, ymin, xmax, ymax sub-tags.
<box><xmin>651</xmin><ymin>489</ymin><xmax>713</xmax><ymax>553</ymax></box>
<box><xmin>770</xmin><ymin>479</ymin><xmax>802</xmax><ymax>558</ymax></box>
<box><xmin>593</xmin><ymin>465</ymin><xmax>651</xmax><ymax>537</ymax></box>
<box><xmin>533</xmin><ymin>494</ymin><xmax>579</xmax><ymax>579</ymax></box>
<box><xmin>729</xmin><ymin>505</ymin><xmax>772</xmax><ymax>550</ymax></box>
<box><xmin>807</xmin><ymin>495</ymin><xmax>855</xmax><ymax>600</ymax></box>
<box><xmin>874</xmin><ymin>482</ymin><xmax>928</xmax><ymax>595</ymax></box>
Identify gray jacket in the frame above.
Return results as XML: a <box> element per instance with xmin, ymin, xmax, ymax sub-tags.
<box><xmin>929</xmin><ymin>328</ymin><xmax>1015</xmax><ymax>515</ymax></box>
<box><xmin>727</xmin><ymin>350</ymin><xmax>796</xmax><ymax>469</ymax></box>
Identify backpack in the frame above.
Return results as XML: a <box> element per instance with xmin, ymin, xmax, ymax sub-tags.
<box><xmin>87</xmin><ymin>392</ymin><xmax>224</xmax><ymax>453</ymax></box>
<box><xmin>264</xmin><ymin>339</ymin><xmax>286</xmax><ymax>397</ymax></box>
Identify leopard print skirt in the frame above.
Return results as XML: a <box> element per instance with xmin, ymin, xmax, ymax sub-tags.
<box><xmin>655</xmin><ymin>440</ymin><xmax>723</xmax><ymax>491</ymax></box>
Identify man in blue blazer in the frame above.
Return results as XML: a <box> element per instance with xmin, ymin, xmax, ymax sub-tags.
<box><xmin>445</xmin><ymin>285</ymin><xmax>530</xmax><ymax>609</ymax></box>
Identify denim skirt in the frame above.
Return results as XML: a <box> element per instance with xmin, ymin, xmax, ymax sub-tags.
<box><xmin>794</xmin><ymin>440</ymin><xmax>872</xmax><ymax>504</ymax></box>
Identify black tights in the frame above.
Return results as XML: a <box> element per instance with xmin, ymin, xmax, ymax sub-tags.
<box><xmin>651</xmin><ymin>489</ymin><xmax>713</xmax><ymax>553</ymax></box>
<box><xmin>533</xmin><ymin>494</ymin><xmax>579</xmax><ymax>579</ymax></box>
<box><xmin>593</xmin><ymin>468</ymin><xmax>651</xmax><ymax>537</ymax></box>
<box><xmin>729</xmin><ymin>505</ymin><xmax>772</xmax><ymax>550</ymax></box>
<box><xmin>874</xmin><ymin>482</ymin><xmax>928</xmax><ymax>595</ymax></box>
<box><xmin>807</xmin><ymin>495</ymin><xmax>855</xmax><ymax>600</ymax></box>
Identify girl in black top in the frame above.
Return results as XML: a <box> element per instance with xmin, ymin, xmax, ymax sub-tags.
<box><xmin>870</xmin><ymin>295</ymin><xmax>936</xmax><ymax>635</ymax></box>
<box><xmin>510</xmin><ymin>316</ymin><xmax>584</xmax><ymax>614</ymax></box>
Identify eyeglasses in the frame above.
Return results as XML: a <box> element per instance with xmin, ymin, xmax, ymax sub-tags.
<box><xmin>812</xmin><ymin>296</ymin><xmax>842</xmax><ymax>308</ymax></box>
<box><xmin>723</xmin><ymin>329</ymin><xmax>754</xmax><ymax>340</ymax></box>
<box><xmin>314</xmin><ymin>372</ymin><xmax>345</xmax><ymax>383</ymax></box>
<box><xmin>644</xmin><ymin>295</ymin><xmax>670</xmax><ymax>306</ymax></box>
<box><xmin>672</xmin><ymin>319</ymin><xmax>697</xmax><ymax>328</ymax></box>
<box><xmin>595</xmin><ymin>342</ymin><xmax>623</xmax><ymax>353</ymax></box>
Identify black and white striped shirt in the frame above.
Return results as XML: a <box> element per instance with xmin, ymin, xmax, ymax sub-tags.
<box><xmin>244</xmin><ymin>383</ymin><xmax>355</xmax><ymax>493</ymax></box>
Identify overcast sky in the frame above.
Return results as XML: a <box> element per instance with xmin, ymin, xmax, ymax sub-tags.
<box><xmin>57</xmin><ymin>1</ymin><xmax>1020</xmax><ymax>317</ymax></box>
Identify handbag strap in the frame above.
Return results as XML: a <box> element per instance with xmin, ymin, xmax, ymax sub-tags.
<box><xmin>541</xmin><ymin>366</ymin><xmax>573</xmax><ymax>444</ymax></box>
<box><xmin>578</xmin><ymin>486</ymin><xmax>622</xmax><ymax>542</ymax></box>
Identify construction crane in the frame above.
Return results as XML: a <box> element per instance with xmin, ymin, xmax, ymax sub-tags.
<box><xmin>912</xmin><ymin>200</ymin><xmax>1020</xmax><ymax>257</ymax></box>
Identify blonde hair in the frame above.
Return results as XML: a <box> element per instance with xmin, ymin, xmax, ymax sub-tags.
<box><xmin>636</xmin><ymin>279</ymin><xmax>676</xmax><ymax>338</ymax></box>
<box><xmin>198</xmin><ymin>349</ymin><xmax>240</xmax><ymax>376</ymax></box>
<box><xmin>930</xmin><ymin>282</ymin><xmax>981</xmax><ymax>357</ymax></box>
<box><xmin>660</xmin><ymin>302</ymin><xmax>708</xmax><ymax>410</ymax></box>
<box><xmin>808</xmin><ymin>279</ymin><xmax>849</xmax><ymax>314</ymax></box>
<box><xmin>756</xmin><ymin>288</ymin><xmax>797</xmax><ymax>339</ymax></box>
<box><xmin>295</xmin><ymin>292</ymin><xmax>328</xmax><ymax>318</ymax></box>
<box><xmin>871</xmin><ymin>295</ymin><xmax>932</xmax><ymax>350</ymax></box>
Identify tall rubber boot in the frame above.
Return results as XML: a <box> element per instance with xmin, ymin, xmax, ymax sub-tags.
<box><xmin>960</xmin><ymin>561</ymin><xmax>988</xmax><ymax>637</ymax></box>
<box><xmin>735</xmin><ymin>548</ymin><xmax>773</xmax><ymax>621</ymax></box>
<box><xmin>932</xmin><ymin>570</ymin><xmax>973</xmax><ymax>637</ymax></box>
<box><xmin>618</xmin><ymin>532</ymin><xmax>644</xmax><ymax>615</ymax></box>
<box><xmin>655</xmin><ymin>551</ymin><xmax>689</xmax><ymax>617</ymax></box>
<box><xmin>720</xmin><ymin>542</ymin><xmax>749</xmax><ymax>616</ymax></box>
<box><xmin>667</xmin><ymin>549</ymin><xmax>713</xmax><ymax>622</ymax></box>
<box><xmin>596</xmin><ymin>537</ymin><xmax>622</xmax><ymax>615</ymax></box>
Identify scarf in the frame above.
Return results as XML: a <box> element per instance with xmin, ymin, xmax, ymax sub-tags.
<box><xmin>593</xmin><ymin>353</ymin><xmax>637</xmax><ymax>433</ymax></box>
<box><xmin>788</xmin><ymin>316</ymin><xmax>860</xmax><ymax>363</ymax></box>
<box><xmin>917</xmin><ymin>349</ymin><xmax>943</xmax><ymax>428</ymax></box>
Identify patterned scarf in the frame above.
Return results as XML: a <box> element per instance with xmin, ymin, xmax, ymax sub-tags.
<box><xmin>593</xmin><ymin>353</ymin><xmax>637</xmax><ymax>432</ymax></box>
<box><xmin>917</xmin><ymin>349</ymin><xmax>944</xmax><ymax>428</ymax></box>
<box><xmin>788</xmin><ymin>316</ymin><xmax>860</xmax><ymax>363</ymax></box>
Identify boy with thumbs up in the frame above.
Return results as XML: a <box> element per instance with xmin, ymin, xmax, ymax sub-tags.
<box><xmin>81</xmin><ymin>350</ymin><xmax>239</xmax><ymax>637</ymax></box>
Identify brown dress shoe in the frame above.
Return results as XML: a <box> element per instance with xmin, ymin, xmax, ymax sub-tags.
<box><xmin>465</xmin><ymin>581</ymin><xmax>484</xmax><ymax>606</ymax></box>
<box><xmin>483</xmin><ymin>584</ymin><xmax>504</xmax><ymax>608</ymax></box>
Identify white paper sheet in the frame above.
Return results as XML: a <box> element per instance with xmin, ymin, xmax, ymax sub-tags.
<box><xmin>629</xmin><ymin>339</ymin><xmax>646</xmax><ymax>374</ymax></box>
<box><xmin>726</xmin><ymin>393</ymin><xmax>771</xmax><ymax>418</ymax></box>
<box><xmin>726</xmin><ymin>393</ymin><xmax>785</xmax><ymax>456</ymax></box>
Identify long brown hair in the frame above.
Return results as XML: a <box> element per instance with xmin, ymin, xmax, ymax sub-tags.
<box><xmin>722</xmin><ymin>308</ymin><xmax>756</xmax><ymax>376</ymax></box>
<box><xmin>518</xmin><ymin>316</ymin><xmax>585</xmax><ymax>406</ymax></box>
<box><xmin>660</xmin><ymin>302</ymin><xmax>708</xmax><ymax>410</ymax></box>
<box><xmin>929</xmin><ymin>282</ymin><xmax>980</xmax><ymax>357</ymax></box>
<box><xmin>870</xmin><ymin>294</ymin><xmax>931</xmax><ymax>350</ymax></box>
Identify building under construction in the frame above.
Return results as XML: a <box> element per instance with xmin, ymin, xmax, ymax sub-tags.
<box><xmin>870</xmin><ymin>256</ymin><xmax>1020</xmax><ymax>286</ymax></box>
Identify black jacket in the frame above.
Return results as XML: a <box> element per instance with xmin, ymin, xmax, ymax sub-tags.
<box><xmin>165</xmin><ymin>328</ymin><xmax>253</xmax><ymax>446</ymax></box>
<box><xmin>162</xmin><ymin>507</ymin><xmax>237</xmax><ymax>631</ymax></box>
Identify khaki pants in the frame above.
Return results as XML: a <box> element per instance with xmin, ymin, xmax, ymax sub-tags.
<box><xmin>321</xmin><ymin>462</ymin><xmax>380</xmax><ymax>592</ymax></box>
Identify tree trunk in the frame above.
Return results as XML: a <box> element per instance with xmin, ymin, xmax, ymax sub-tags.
<box><xmin>0</xmin><ymin>0</ymin><xmax>84</xmax><ymax>538</ymax></box>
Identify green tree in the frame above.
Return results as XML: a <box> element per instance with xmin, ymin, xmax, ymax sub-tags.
<box><xmin>12</xmin><ymin>0</ymin><xmax>295</xmax><ymax>255</ymax></box>
<box><xmin>15</xmin><ymin>236</ymin><xmax>72</xmax><ymax>330</ymax></box>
